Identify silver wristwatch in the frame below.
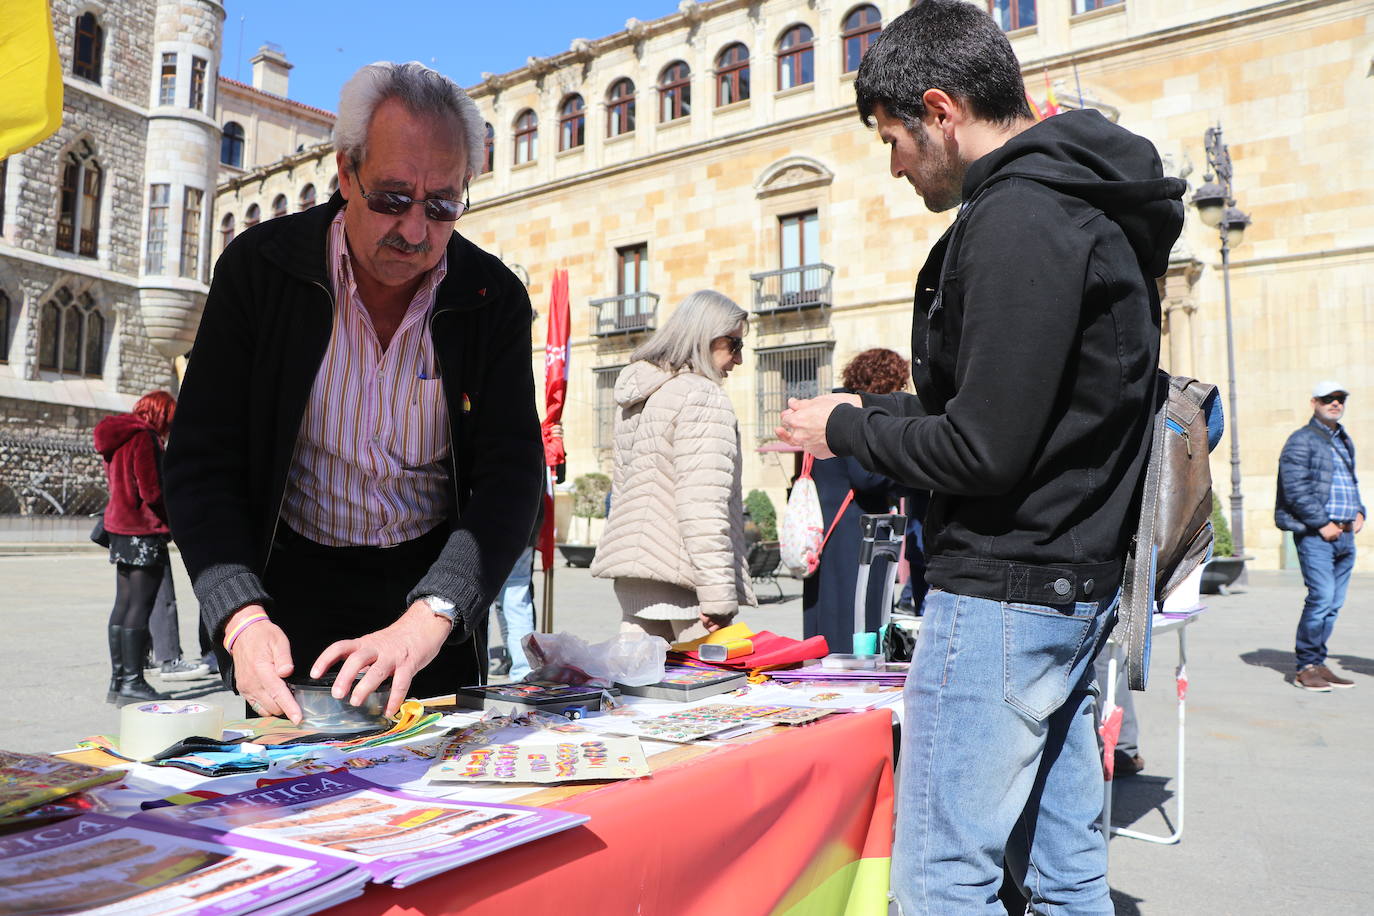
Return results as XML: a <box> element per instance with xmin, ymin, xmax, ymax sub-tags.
<box><xmin>421</xmin><ymin>595</ymin><xmax>458</xmax><ymax>629</ymax></box>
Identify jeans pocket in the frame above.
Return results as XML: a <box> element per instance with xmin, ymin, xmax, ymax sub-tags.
<box><xmin>1001</xmin><ymin>600</ymin><xmax>1096</xmax><ymax>722</ymax></box>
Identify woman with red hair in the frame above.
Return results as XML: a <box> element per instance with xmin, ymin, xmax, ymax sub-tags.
<box><xmin>94</xmin><ymin>390</ymin><xmax>177</xmax><ymax>701</ymax></box>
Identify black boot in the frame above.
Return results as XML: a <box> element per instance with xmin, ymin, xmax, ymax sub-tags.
<box><xmin>117</xmin><ymin>627</ymin><xmax>170</xmax><ymax>701</ymax></box>
<box><xmin>107</xmin><ymin>625</ymin><xmax>124</xmax><ymax>703</ymax></box>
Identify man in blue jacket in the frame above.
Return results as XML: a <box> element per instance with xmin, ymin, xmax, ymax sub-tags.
<box><xmin>778</xmin><ymin>1</ymin><xmax>1184</xmax><ymax>911</ymax></box>
<box><xmin>1275</xmin><ymin>380</ymin><xmax>1365</xmax><ymax>691</ymax></box>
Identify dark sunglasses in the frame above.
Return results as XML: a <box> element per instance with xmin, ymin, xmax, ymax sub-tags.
<box><xmin>353</xmin><ymin>168</ymin><xmax>469</xmax><ymax>221</ymax></box>
<box><xmin>1318</xmin><ymin>394</ymin><xmax>1347</xmax><ymax>405</ymax></box>
<box><xmin>721</xmin><ymin>335</ymin><xmax>745</xmax><ymax>355</ymax></box>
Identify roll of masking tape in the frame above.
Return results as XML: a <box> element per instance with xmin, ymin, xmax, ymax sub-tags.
<box><xmin>119</xmin><ymin>701</ymin><xmax>222</xmax><ymax>760</ymax></box>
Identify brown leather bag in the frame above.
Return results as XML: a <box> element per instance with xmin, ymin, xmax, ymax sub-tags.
<box><xmin>1120</xmin><ymin>371</ymin><xmax>1219</xmax><ymax>690</ymax></box>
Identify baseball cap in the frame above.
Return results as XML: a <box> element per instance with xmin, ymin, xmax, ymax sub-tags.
<box><xmin>1312</xmin><ymin>380</ymin><xmax>1349</xmax><ymax>398</ymax></box>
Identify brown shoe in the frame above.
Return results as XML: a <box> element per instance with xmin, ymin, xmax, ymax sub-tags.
<box><xmin>1113</xmin><ymin>749</ymin><xmax>1145</xmax><ymax>777</ymax></box>
<box><xmin>1295</xmin><ymin>665</ymin><xmax>1332</xmax><ymax>692</ymax></box>
<box><xmin>1316</xmin><ymin>665</ymin><xmax>1355</xmax><ymax>688</ymax></box>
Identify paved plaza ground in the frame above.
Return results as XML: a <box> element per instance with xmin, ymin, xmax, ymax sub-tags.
<box><xmin>1</xmin><ymin>544</ymin><xmax>1369</xmax><ymax>914</ymax></box>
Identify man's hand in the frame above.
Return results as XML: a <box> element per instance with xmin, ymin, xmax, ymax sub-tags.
<box><xmin>311</xmin><ymin>601</ymin><xmax>451</xmax><ymax>717</ymax></box>
<box><xmin>1319</xmin><ymin>521</ymin><xmax>1344</xmax><ymax>542</ymax></box>
<box><xmin>1355</xmin><ymin>513</ymin><xmax>1365</xmax><ymax>535</ymax></box>
<box><xmin>777</xmin><ymin>394</ymin><xmax>862</xmax><ymax>458</ymax></box>
<box><xmin>227</xmin><ymin>604</ymin><xmax>302</xmax><ymax>724</ymax></box>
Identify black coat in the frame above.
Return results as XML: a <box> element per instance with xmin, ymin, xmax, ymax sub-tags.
<box><xmin>164</xmin><ymin>193</ymin><xmax>543</xmax><ymax>645</ymax></box>
<box><xmin>801</xmin><ymin>455</ymin><xmax>894</xmax><ymax>654</ymax></box>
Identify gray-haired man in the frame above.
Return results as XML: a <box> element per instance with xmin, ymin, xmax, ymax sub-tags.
<box><xmin>165</xmin><ymin>62</ymin><xmax>543</xmax><ymax>722</ymax></box>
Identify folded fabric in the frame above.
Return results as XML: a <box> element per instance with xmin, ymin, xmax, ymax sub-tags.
<box><xmin>677</xmin><ymin>631</ymin><xmax>830</xmax><ymax>670</ymax></box>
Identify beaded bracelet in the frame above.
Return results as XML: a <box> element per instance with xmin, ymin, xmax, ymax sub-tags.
<box><xmin>224</xmin><ymin>612</ymin><xmax>269</xmax><ymax>653</ymax></box>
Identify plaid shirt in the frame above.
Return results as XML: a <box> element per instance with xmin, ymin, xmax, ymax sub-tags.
<box><xmin>1325</xmin><ymin>423</ymin><xmax>1362</xmax><ymax>523</ymax></box>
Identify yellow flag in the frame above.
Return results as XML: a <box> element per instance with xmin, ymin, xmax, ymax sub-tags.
<box><xmin>0</xmin><ymin>0</ymin><xmax>64</xmax><ymax>159</ymax></box>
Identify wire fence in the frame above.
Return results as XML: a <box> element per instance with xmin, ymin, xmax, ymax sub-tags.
<box><xmin>0</xmin><ymin>434</ymin><xmax>108</xmax><ymax>517</ymax></box>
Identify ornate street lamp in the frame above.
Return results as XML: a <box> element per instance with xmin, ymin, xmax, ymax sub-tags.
<box><xmin>1190</xmin><ymin>125</ymin><xmax>1252</xmax><ymax>557</ymax></box>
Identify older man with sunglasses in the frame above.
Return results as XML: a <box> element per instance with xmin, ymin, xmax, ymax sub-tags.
<box><xmin>165</xmin><ymin>62</ymin><xmax>543</xmax><ymax>722</ymax></box>
<box><xmin>1276</xmin><ymin>380</ymin><xmax>1365</xmax><ymax>692</ymax></box>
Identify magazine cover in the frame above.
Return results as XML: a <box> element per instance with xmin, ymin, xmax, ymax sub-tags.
<box><xmin>134</xmin><ymin>771</ymin><xmax>588</xmax><ymax>886</ymax></box>
<box><xmin>0</xmin><ymin>813</ymin><xmax>364</xmax><ymax>916</ymax></box>
<box><xmin>0</xmin><ymin>750</ymin><xmax>125</xmax><ymax>819</ymax></box>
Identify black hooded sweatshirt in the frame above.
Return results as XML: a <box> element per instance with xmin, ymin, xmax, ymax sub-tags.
<box><xmin>827</xmin><ymin>110</ymin><xmax>1186</xmax><ymax>607</ymax></box>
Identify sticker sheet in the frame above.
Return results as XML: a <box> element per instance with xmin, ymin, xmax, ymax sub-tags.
<box><xmin>425</xmin><ymin>737</ymin><xmax>650</xmax><ymax>784</ymax></box>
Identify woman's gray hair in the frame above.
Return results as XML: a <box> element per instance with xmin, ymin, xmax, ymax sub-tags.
<box><xmin>335</xmin><ymin>61</ymin><xmax>484</xmax><ymax>178</ymax></box>
<box><xmin>631</xmin><ymin>290</ymin><xmax>748</xmax><ymax>383</ymax></box>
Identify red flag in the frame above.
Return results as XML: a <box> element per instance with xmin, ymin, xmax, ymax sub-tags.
<box><xmin>539</xmin><ymin>269</ymin><xmax>570</xmax><ymax>569</ymax></box>
<box><xmin>1024</xmin><ymin>90</ymin><xmax>1044</xmax><ymax>122</ymax></box>
<box><xmin>1042</xmin><ymin>71</ymin><xmax>1061</xmax><ymax>117</ymax></box>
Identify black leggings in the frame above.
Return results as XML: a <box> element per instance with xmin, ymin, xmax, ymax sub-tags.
<box><xmin>109</xmin><ymin>564</ymin><xmax>162</xmax><ymax>630</ymax></box>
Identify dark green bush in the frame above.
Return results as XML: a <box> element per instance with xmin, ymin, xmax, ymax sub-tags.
<box><xmin>1210</xmin><ymin>492</ymin><xmax>1233</xmax><ymax>557</ymax></box>
<box><xmin>745</xmin><ymin>489</ymin><xmax>778</xmax><ymax>542</ymax></box>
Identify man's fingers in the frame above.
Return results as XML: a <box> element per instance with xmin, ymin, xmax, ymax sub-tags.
<box><xmin>310</xmin><ymin>640</ymin><xmax>357</xmax><ymax>685</ymax></box>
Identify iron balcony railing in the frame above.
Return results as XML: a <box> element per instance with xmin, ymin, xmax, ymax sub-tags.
<box><xmin>589</xmin><ymin>292</ymin><xmax>660</xmax><ymax>337</ymax></box>
<box><xmin>750</xmin><ymin>263</ymin><xmax>834</xmax><ymax>314</ymax></box>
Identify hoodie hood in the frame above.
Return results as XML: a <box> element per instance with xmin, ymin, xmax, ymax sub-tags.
<box><xmin>962</xmin><ymin>109</ymin><xmax>1187</xmax><ymax>277</ymax></box>
<box><xmin>93</xmin><ymin>413</ymin><xmax>156</xmax><ymax>459</ymax></box>
<box><xmin>613</xmin><ymin>361</ymin><xmax>688</xmax><ymax>408</ymax></box>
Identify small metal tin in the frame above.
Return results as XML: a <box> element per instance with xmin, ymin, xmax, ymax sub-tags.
<box><xmin>286</xmin><ymin>675</ymin><xmax>391</xmax><ymax>733</ymax></box>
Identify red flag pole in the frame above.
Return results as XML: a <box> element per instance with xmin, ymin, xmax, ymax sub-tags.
<box><xmin>539</xmin><ymin>269</ymin><xmax>570</xmax><ymax>632</ymax></box>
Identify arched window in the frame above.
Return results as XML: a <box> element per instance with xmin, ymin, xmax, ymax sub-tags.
<box><xmin>658</xmin><ymin>61</ymin><xmax>691</xmax><ymax>123</ymax></box>
<box><xmin>606</xmin><ymin>79</ymin><xmax>636</xmax><ymax>137</ymax></box>
<box><xmin>559</xmin><ymin>95</ymin><xmax>586</xmax><ymax>151</ymax></box>
<box><xmin>244</xmin><ymin>203</ymin><xmax>260</xmax><ymax>228</ymax></box>
<box><xmin>0</xmin><ymin>290</ymin><xmax>11</xmax><ymax>364</ymax></box>
<box><xmin>842</xmin><ymin>6</ymin><xmax>882</xmax><ymax>73</ymax></box>
<box><xmin>298</xmin><ymin>184</ymin><xmax>316</xmax><ymax>211</ymax></box>
<box><xmin>72</xmin><ymin>12</ymin><xmax>104</xmax><ymax>83</ymax></box>
<box><xmin>220</xmin><ymin>122</ymin><xmax>245</xmax><ymax>167</ymax></box>
<box><xmin>271</xmin><ymin>194</ymin><xmax>288</xmax><ymax>219</ymax></box>
<box><xmin>716</xmin><ymin>43</ymin><xmax>750</xmax><ymax>107</ymax></box>
<box><xmin>37</xmin><ymin>288</ymin><xmax>103</xmax><ymax>376</ymax></box>
<box><xmin>777</xmin><ymin>25</ymin><xmax>815</xmax><ymax>91</ymax></box>
<box><xmin>480</xmin><ymin>122</ymin><xmax>494</xmax><ymax>174</ymax></box>
<box><xmin>57</xmin><ymin>141</ymin><xmax>101</xmax><ymax>257</ymax></box>
<box><xmin>220</xmin><ymin>212</ymin><xmax>235</xmax><ymax>249</ymax></box>
<box><xmin>513</xmin><ymin>109</ymin><xmax>538</xmax><ymax>165</ymax></box>
<box><xmin>989</xmin><ymin>0</ymin><xmax>1036</xmax><ymax>31</ymax></box>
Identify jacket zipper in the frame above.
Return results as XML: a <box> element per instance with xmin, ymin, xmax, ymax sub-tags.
<box><xmin>262</xmin><ymin>278</ymin><xmax>336</xmax><ymax>577</ymax></box>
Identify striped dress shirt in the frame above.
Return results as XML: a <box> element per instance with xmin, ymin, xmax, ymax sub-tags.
<box><xmin>280</xmin><ymin>211</ymin><xmax>452</xmax><ymax>547</ymax></box>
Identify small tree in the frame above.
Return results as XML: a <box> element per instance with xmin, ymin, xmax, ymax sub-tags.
<box><xmin>572</xmin><ymin>473</ymin><xmax>611</xmax><ymax>543</ymax></box>
<box><xmin>745</xmin><ymin>489</ymin><xmax>778</xmax><ymax>542</ymax></box>
<box><xmin>1210</xmin><ymin>492</ymin><xmax>1233</xmax><ymax>558</ymax></box>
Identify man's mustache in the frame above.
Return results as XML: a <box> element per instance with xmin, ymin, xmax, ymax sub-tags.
<box><xmin>379</xmin><ymin>234</ymin><xmax>431</xmax><ymax>255</ymax></box>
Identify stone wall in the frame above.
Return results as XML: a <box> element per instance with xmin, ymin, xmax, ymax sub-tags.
<box><xmin>0</xmin><ymin>396</ymin><xmax>112</xmax><ymax>516</ymax></box>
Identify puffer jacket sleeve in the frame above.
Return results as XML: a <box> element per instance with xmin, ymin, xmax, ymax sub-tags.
<box><xmin>1279</xmin><ymin>430</ymin><xmax>1328</xmax><ymax>531</ymax></box>
<box><xmin>671</xmin><ymin>383</ymin><xmax>740</xmax><ymax>616</ymax></box>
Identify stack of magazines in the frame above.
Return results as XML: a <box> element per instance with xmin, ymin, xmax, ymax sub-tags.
<box><xmin>0</xmin><ymin>772</ymin><xmax>588</xmax><ymax>915</ymax></box>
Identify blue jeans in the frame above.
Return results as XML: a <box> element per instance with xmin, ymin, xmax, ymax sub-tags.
<box><xmin>893</xmin><ymin>589</ymin><xmax>1117</xmax><ymax>915</ymax></box>
<box><xmin>1294</xmin><ymin>530</ymin><xmax>1356</xmax><ymax>670</ymax></box>
<box><xmin>493</xmin><ymin>546</ymin><xmax>536</xmax><ymax>681</ymax></box>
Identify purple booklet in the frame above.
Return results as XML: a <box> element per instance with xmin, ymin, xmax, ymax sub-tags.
<box><xmin>0</xmin><ymin>812</ymin><xmax>364</xmax><ymax>916</ymax></box>
<box><xmin>134</xmin><ymin>770</ymin><xmax>588</xmax><ymax>887</ymax></box>
<box><xmin>770</xmin><ymin>662</ymin><xmax>909</xmax><ymax>686</ymax></box>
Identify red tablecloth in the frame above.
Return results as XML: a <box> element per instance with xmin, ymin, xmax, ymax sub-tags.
<box><xmin>329</xmin><ymin>709</ymin><xmax>895</xmax><ymax>915</ymax></box>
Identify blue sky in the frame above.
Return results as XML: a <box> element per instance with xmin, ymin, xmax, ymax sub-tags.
<box><xmin>219</xmin><ymin>0</ymin><xmax>691</xmax><ymax>113</ymax></box>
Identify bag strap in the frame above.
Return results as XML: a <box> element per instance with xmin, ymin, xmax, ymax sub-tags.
<box><xmin>818</xmin><ymin>490</ymin><xmax>855</xmax><ymax>555</ymax></box>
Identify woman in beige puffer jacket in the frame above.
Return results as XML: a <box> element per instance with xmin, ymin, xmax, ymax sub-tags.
<box><xmin>591</xmin><ymin>290</ymin><xmax>758</xmax><ymax>642</ymax></box>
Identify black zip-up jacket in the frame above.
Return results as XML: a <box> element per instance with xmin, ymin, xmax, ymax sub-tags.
<box><xmin>828</xmin><ymin>110</ymin><xmax>1186</xmax><ymax>606</ymax></box>
<box><xmin>164</xmin><ymin>193</ymin><xmax>543</xmax><ymax>648</ymax></box>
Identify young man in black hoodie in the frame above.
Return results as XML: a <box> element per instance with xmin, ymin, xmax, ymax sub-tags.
<box><xmin>779</xmin><ymin>2</ymin><xmax>1185</xmax><ymax>912</ymax></box>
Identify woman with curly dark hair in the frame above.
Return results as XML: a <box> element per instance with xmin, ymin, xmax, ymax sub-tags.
<box><xmin>94</xmin><ymin>390</ymin><xmax>177</xmax><ymax>701</ymax></box>
<box><xmin>802</xmin><ymin>348</ymin><xmax>912</xmax><ymax>653</ymax></box>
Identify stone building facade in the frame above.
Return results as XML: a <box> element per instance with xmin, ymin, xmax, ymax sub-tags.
<box><xmin>450</xmin><ymin>0</ymin><xmax>1372</xmax><ymax>571</ymax></box>
<box><xmin>213</xmin><ymin>48</ymin><xmax>337</xmax><ymax>262</ymax></box>
<box><xmin>0</xmin><ymin>0</ymin><xmax>224</xmax><ymax>520</ymax></box>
